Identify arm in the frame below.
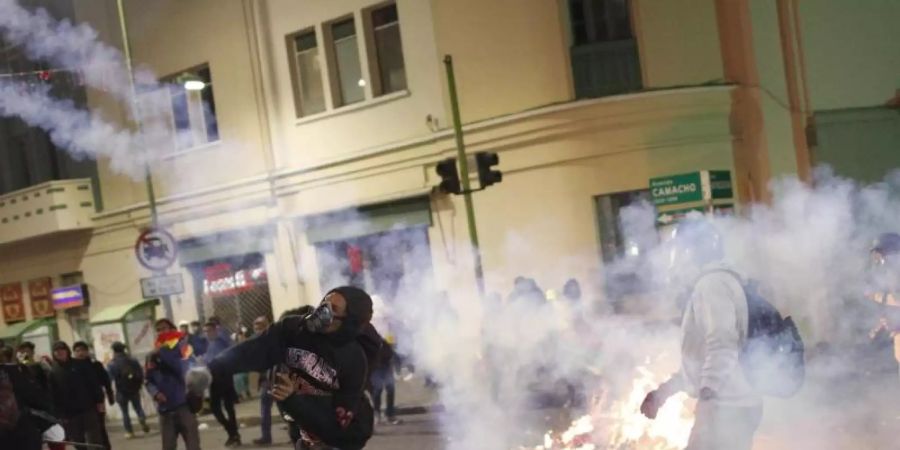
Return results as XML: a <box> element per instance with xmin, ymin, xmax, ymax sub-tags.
<box><xmin>207</xmin><ymin>318</ymin><xmax>288</xmax><ymax>380</ymax></box>
<box><xmin>693</xmin><ymin>275</ymin><xmax>743</xmax><ymax>397</ymax></box>
<box><xmin>332</xmin><ymin>348</ymin><xmax>369</xmax><ymax>429</ymax></box>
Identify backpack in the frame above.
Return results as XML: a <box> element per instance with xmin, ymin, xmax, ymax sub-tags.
<box><xmin>117</xmin><ymin>358</ymin><xmax>144</xmax><ymax>394</ymax></box>
<box><xmin>700</xmin><ymin>270</ymin><xmax>806</xmax><ymax>397</ymax></box>
<box><xmin>0</xmin><ymin>368</ymin><xmax>21</xmax><ymax>431</ymax></box>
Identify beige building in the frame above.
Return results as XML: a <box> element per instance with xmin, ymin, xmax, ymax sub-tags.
<box><xmin>1</xmin><ymin>0</ymin><xmax>898</xmax><ymax>353</ymax></box>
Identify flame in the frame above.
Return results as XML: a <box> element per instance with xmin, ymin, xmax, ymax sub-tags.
<box><xmin>527</xmin><ymin>366</ymin><xmax>694</xmax><ymax>450</ymax></box>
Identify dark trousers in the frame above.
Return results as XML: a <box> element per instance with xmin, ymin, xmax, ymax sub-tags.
<box><xmin>210</xmin><ymin>381</ymin><xmax>239</xmax><ymax>438</ymax></box>
<box><xmin>686</xmin><ymin>401</ymin><xmax>763</xmax><ymax>450</ymax></box>
<box><xmin>159</xmin><ymin>405</ymin><xmax>200</xmax><ymax>450</ymax></box>
<box><xmin>99</xmin><ymin>412</ymin><xmax>111</xmax><ymax>449</ymax></box>
<box><xmin>370</xmin><ymin>367</ymin><xmax>396</xmax><ymax>418</ymax></box>
<box><xmin>280</xmin><ymin>394</ymin><xmax>372</xmax><ymax>450</ymax></box>
<box><xmin>118</xmin><ymin>391</ymin><xmax>147</xmax><ymax>433</ymax></box>
<box><xmin>62</xmin><ymin>410</ymin><xmax>103</xmax><ymax>450</ymax></box>
<box><xmin>1</xmin><ymin>416</ymin><xmax>43</xmax><ymax>450</ymax></box>
<box><xmin>260</xmin><ymin>390</ymin><xmax>273</xmax><ymax>441</ymax></box>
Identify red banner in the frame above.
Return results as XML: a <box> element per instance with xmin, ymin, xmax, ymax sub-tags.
<box><xmin>29</xmin><ymin>277</ymin><xmax>54</xmax><ymax>319</ymax></box>
<box><xmin>1</xmin><ymin>282</ymin><xmax>25</xmax><ymax>323</ymax></box>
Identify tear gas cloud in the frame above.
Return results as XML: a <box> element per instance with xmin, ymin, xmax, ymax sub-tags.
<box><xmin>2</xmin><ymin>2</ymin><xmax>900</xmax><ymax>449</ymax></box>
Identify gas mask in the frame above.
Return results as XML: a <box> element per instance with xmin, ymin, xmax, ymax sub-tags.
<box><xmin>303</xmin><ymin>302</ymin><xmax>334</xmax><ymax>333</ymax></box>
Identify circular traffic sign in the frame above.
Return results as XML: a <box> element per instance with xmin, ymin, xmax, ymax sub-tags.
<box><xmin>135</xmin><ymin>227</ymin><xmax>178</xmax><ymax>271</ymax></box>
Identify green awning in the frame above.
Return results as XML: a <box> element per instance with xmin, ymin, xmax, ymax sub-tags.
<box><xmin>0</xmin><ymin>318</ymin><xmax>56</xmax><ymax>340</ymax></box>
<box><xmin>304</xmin><ymin>196</ymin><xmax>433</xmax><ymax>244</ymax></box>
<box><xmin>91</xmin><ymin>299</ymin><xmax>160</xmax><ymax>325</ymax></box>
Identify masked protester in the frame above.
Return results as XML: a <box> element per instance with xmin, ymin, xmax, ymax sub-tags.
<box><xmin>48</xmin><ymin>341</ymin><xmax>105</xmax><ymax>450</ymax></box>
<box><xmin>641</xmin><ymin>218</ymin><xmax>763</xmax><ymax>450</ymax></box>
<box><xmin>72</xmin><ymin>342</ymin><xmax>114</xmax><ymax>450</ymax></box>
<box><xmin>209</xmin><ymin>286</ymin><xmax>381</xmax><ymax>450</ymax></box>
<box><xmin>16</xmin><ymin>341</ymin><xmax>49</xmax><ymax>390</ymax></box>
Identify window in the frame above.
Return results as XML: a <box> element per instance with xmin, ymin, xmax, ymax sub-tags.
<box><xmin>290</xmin><ymin>31</ymin><xmax>327</xmax><ymax>117</ymax></box>
<box><xmin>173</xmin><ymin>66</ymin><xmax>218</xmax><ymax>148</ymax></box>
<box><xmin>330</xmin><ymin>18</ymin><xmax>365</xmax><ymax>106</ymax></box>
<box><xmin>569</xmin><ymin>0</ymin><xmax>633</xmax><ymax>46</ymax></box>
<box><xmin>370</xmin><ymin>3</ymin><xmax>406</xmax><ymax>96</ymax></box>
<box><xmin>595</xmin><ymin>190</ymin><xmax>652</xmax><ymax>262</ymax></box>
<box><xmin>154</xmin><ymin>65</ymin><xmax>219</xmax><ymax>151</ymax></box>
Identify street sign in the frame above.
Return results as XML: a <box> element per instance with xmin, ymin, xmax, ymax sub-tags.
<box><xmin>135</xmin><ymin>227</ymin><xmax>178</xmax><ymax>271</ymax></box>
<box><xmin>657</xmin><ymin>204</ymin><xmax>735</xmax><ymax>225</ymax></box>
<box><xmin>651</xmin><ymin>170</ymin><xmax>734</xmax><ymax>207</ymax></box>
<box><xmin>650</xmin><ymin>172</ymin><xmax>704</xmax><ymax>206</ymax></box>
<box><xmin>141</xmin><ymin>274</ymin><xmax>185</xmax><ymax>299</ymax></box>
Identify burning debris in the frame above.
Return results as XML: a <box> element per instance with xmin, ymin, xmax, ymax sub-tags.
<box><xmin>524</xmin><ymin>366</ymin><xmax>694</xmax><ymax>450</ymax></box>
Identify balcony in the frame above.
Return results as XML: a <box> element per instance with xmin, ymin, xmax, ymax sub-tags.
<box><xmin>0</xmin><ymin>179</ymin><xmax>96</xmax><ymax>245</ymax></box>
<box><xmin>571</xmin><ymin>39</ymin><xmax>642</xmax><ymax>99</ymax></box>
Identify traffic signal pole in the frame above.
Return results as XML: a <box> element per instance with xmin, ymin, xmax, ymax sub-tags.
<box><xmin>443</xmin><ymin>55</ymin><xmax>485</xmax><ymax>297</ymax></box>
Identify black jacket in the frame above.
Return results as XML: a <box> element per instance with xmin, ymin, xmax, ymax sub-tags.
<box><xmin>0</xmin><ymin>363</ymin><xmax>54</xmax><ymax>450</ymax></box>
<box><xmin>209</xmin><ymin>315</ymin><xmax>376</xmax><ymax>449</ymax></box>
<box><xmin>48</xmin><ymin>358</ymin><xmax>104</xmax><ymax>416</ymax></box>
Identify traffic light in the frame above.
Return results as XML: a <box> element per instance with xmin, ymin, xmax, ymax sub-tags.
<box><xmin>475</xmin><ymin>151</ymin><xmax>502</xmax><ymax>188</ymax></box>
<box><xmin>435</xmin><ymin>157</ymin><xmax>461</xmax><ymax>194</ymax></box>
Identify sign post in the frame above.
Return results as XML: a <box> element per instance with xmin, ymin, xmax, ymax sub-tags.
<box><xmin>135</xmin><ymin>227</ymin><xmax>178</xmax><ymax>320</ymax></box>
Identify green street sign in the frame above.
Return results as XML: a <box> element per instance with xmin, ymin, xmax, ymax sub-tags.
<box><xmin>650</xmin><ymin>172</ymin><xmax>703</xmax><ymax>206</ymax></box>
<box><xmin>709</xmin><ymin>170</ymin><xmax>733</xmax><ymax>200</ymax></box>
<box><xmin>650</xmin><ymin>170</ymin><xmax>734</xmax><ymax>207</ymax></box>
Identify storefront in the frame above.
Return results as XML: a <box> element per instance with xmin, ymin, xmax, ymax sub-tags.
<box><xmin>89</xmin><ymin>299</ymin><xmax>160</xmax><ymax>364</ymax></box>
<box><xmin>180</xmin><ymin>226</ymin><xmax>275</xmax><ymax>333</ymax></box>
<box><xmin>305</xmin><ymin>196</ymin><xmax>435</xmax><ymax>310</ymax></box>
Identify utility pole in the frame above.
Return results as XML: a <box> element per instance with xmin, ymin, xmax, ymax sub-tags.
<box><xmin>443</xmin><ymin>55</ymin><xmax>485</xmax><ymax>297</ymax></box>
<box><xmin>116</xmin><ymin>0</ymin><xmax>172</xmax><ymax>320</ymax></box>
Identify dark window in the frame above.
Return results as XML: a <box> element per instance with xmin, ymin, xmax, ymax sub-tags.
<box><xmin>290</xmin><ymin>30</ymin><xmax>327</xmax><ymax>117</ymax></box>
<box><xmin>371</xmin><ymin>3</ymin><xmax>407</xmax><ymax>95</ymax></box>
<box><xmin>331</xmin><ymin>18</ymin><xmax>365</xmax><ymax>106</ymax></box>
<box><xmin>165</xmin><ymin>64</ymin><xmax>219</xmax><ymax>150</ymax></box>
<box><xmin>569</xmin><ymin>0</ymin><xmax>632</xmax><ymax>46</ymax></box>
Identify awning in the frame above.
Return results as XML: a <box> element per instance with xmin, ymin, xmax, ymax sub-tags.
<box><xmin>91</xmin><ymin>299</ymin><xmax>160</xmax><ymax>325</ymax></box>
<box><xmin>0</xmin><ymin>318</ymin><xmax>56</xmax><ymax>340</ymax></box>
<box><xmin>303</xmin><ymin>196</ymin><xmax>432</xmax><ymax>244</ymax></box>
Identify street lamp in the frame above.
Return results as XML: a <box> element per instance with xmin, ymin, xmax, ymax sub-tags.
<box><xmin>179</xmin><ymin>74</ymin><xmax>205</xmax><ymax>91</ymax></box>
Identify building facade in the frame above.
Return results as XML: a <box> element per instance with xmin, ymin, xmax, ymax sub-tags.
<box><xmin>1</xmin><ymin>0</ymin><xmax>897</xmax><ymax>351</ymax></box>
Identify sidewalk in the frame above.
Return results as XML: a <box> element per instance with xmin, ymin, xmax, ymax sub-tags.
<box><xmin>107</xmin><ymin>374</ymin><xmax>441</xmax><ymax>431</ymax></box>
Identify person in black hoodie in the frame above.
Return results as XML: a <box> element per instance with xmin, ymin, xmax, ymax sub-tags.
<box><xmin>209</xmin><ymin>286</ymin><xmax>381</xmax><ymax>450</ymax></box>
<box><xmin>0</xmin><ymin>345</ymin><xmax>55</xmax><ymax>450</ymax></box>
<box><xmin>48</xmin><ymin>341</ymin><xmax>105</xmax><ymax>450</ymax></box>
<box><xmin>73</xmin><ymin>341</ymin><xmax>115</xmax><ymax>449</ymax></box>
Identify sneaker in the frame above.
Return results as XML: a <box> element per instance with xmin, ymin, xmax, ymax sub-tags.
<box><xmin>252</xmin><ymin>437</ymin><xmax>272</xmax><ymax>445</ymax></box>
<box><xmin>385</xmin><ymin>416</ymin><xmax>402</xmax><ymax>425</ymax></box>
<box><xmin>224</xmin><ymin>435</ymin><xmax>242</xmax><ymax>447</ymax></box>
<box><xmin>124</xmin><ymin>432</ymin><xmax>135</xmax><ymax>439</ymax></box>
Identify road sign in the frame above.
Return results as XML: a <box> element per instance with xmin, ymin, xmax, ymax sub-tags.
<box><xmin>135</xmin><ymin>228</ymin><xmax>178</xmax><ymax>271</ymax></box>
<box><xmin>650</xmin><ymin>172</ymin><xmax>704</xmax><ymax>206</ymax></box>
<box><xmin>141</xmin><ymin>274</ymin><xmax>185</xmax><ymax>299</ymax></box>
<box><xmin>651</xmin><ymin>170</ymin><xmax>734</xmax><ymax>207</ymax></box>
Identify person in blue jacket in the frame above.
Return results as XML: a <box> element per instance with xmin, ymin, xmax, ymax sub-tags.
<box><xmin>145</xmin><ymin>318</ymin><xmax>201</xmax><ymax>450</ymax></box>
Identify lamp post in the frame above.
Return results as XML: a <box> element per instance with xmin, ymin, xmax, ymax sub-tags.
<box><xmin>115</xmin><ymin>0</ymin><xmax>173</xmax><ymax>320</ymax></box>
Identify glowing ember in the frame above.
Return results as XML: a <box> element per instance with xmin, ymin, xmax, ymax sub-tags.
<box><xmin>527</xmin><ymin>367</ymin><xmax>694</xmax><ymax>450</ymax></box>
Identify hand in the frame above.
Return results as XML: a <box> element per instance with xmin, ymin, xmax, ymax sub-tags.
<box><xmin>154</xmin><ymin>392</ymin><xmax>167</xmax><ymax>404</ymax></box>
<box><xmin>640</xmin><ymin>390</ymin><xmax>662</xmax><ymax>419</ymax></box>
<box><xmin>269</xmin><ymin>372</ymin><xmax>295</xmax><ymax>401</ymax></box>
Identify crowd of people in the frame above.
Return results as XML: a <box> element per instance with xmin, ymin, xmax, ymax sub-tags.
<box><xmin>0</xmin><ymin>285</ymin><xmax>406</xmax><ymax>450</ymax></box>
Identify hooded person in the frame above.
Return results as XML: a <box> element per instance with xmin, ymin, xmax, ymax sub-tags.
<box><xmin>47</xmin><ymin>341</ymin><xmax>105</xmax><ymax>450</ymax></box>
<box><xmin>641</xmin><ymin>217</ymin><xmax>763</xmax><ymax>450</ymax></box>
<box><xmin>209</xmin><ymin>286</ymin><xmax>381</xmax><ymax>450</ymax></box>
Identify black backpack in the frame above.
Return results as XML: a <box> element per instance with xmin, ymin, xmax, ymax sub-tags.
<box><xmin>117</xmin><ymin>358</ymin><xmax>144</xmax><ymax>394</ymax></box>
<box><xmin>700</xmin><ymin>270</ymin><xmax>806</xmax><ymax>397</ymax></box>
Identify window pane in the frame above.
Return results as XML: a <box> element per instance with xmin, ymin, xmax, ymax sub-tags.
<box><xmin>372</xmin><ymin>3</ymin><xmax>399</xmax><ymax>27</ymax></box>
<box><xmin>373</xmin><ymin>12</ymin><xmax>406</xmax><ymax>95</ymax></box>
<box><xmin>169</xmin><ymin>85</ymin><xmax>194</xmax><ymax>149</ymax></box>
<box><xmin>297</xmin><ymin>48</ymin><xmax>326</xmax><ymax>115</ymax></box>
<box><xmin>295</xmin><ymin>32</ymin><xmax>317</xmax><ymax>52</ymax></box>
<box><xmin>332</xmin><ymin>19</ymin><xmax>364</xmax><ymax>105</ymax></box>
<box><xmin>201</xmin><ymin>82</ymin><xmax>219</xmax><ymax>142</ymax></box>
